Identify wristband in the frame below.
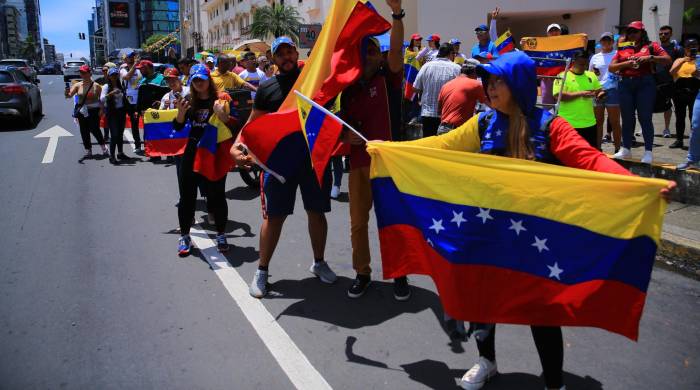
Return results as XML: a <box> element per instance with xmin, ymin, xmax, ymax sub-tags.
<box><xmin>391</xmin><ymin>9</ymin><xmax>405</xmax><ymax>20</ymax></box>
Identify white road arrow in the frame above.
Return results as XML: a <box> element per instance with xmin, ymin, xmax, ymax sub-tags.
<box><xmin>34</xmin><ymin>125</ymin><xmax>73</xmax><ymax>164</ymax></box>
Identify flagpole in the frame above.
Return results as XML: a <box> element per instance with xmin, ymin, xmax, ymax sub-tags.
<box><xmin>293</xmin><ymin>90</ymin><xmax>369</xmax><ymax>143</ymax></box>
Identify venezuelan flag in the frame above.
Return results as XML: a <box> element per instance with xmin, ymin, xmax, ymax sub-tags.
<box><xmin>193</xmin><ymin>111</ymin><xmax>235</xmax><ymax>182</ymax></box>
<box><xmin>495</xmin><ymin>30</ymin><xmax>515</xmax><ymax>55</ymax></box>
<box><xmin>241</xmin><ymin>0</ymin><xmax>391</xmax><ymax>182</ymax></box>
<box><xmin>143</xmin><ymin>109</ymin><xmax>188</xmax><ymax>157</ymax></box>
<box><xmin>521</xmin><ymin>33</ymin><xmax>588</xmax><ymax>76</ymax></box>
<box><xmin>296</xmin><ymin>93</ymin><xmax>344</xmax><ymax>186</ymax></box>
<box><xmin>404</xmin><ymin>48</ymin><xmax>421</xmax><ymax>100</ymax></box>
<box><xmin>367</xmin><ymin>142</ymin><xmax>669</xmax><ymax>340</ymax></box>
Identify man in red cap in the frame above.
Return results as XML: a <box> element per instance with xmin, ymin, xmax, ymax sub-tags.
<box><xmin>136</xmin><ymin>60</ymin><xmax>166</xmax><ymax>88</ymax></box>
<box><xmin>417</xmin><ymin>33</ymin><xmax>440</xmax><ymax>64</ymax></box>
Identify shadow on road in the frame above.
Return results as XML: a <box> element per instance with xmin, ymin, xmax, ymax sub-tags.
<box><xmin>226</xmin><ymin>185</ymin><xmax>260</xmax><ymax>201</ymax></box>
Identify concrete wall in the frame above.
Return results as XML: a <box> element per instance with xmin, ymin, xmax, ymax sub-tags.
<box><xmin>643</xmin><ymin>0</ymin><xmax>684</xmax><ymax>40</ymax></box>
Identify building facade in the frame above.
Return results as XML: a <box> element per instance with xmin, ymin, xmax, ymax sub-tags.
<box><xmin>44</xmin><ymin>43</ymin><xmax>56</xmax><ymax>64</ymax></box>
<box><xmin>102</xmin><ymin>0</ymin><xmax>140</xmax><ymax>55</ymax></box>
<box><xmin>179</xmin><ymin>0</ymin><xmax>208</xmax><ymax>58</ymax></box>
<box><xmin>1</xmin><ymin>4</ymin><xmax>21</xmax><ymax>58</ymax></box>
<box><xmin>138</xmin><ymin>0</ymin><xmax>179</xmax><ymax>41</ymax></box>
<box><xmin>0</xmin><ymin>0</ymin><xmax>42</xmax><ymax>62</ymax></box>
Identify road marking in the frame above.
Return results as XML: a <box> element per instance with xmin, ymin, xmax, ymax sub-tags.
<box><xmin>34</xmin><ymin>125</ymin><xmax>73</xmax><ymax>164</ymax></box>
<box><xmin>123</xmin><ymin>128</ymin><xmax>137</xmax><ymax>152</ymax></box>
<box><xmin>189</xmin><ymin>226</ymin><xmax>333</xmax><ymax>390</ymax></box>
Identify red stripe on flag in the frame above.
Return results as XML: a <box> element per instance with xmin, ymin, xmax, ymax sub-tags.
<box><xmin>193</xmin><ymin>138</ymin><xmax>235</xmax><ymax>181</ymax></box>
<box><xmin>379</xmin><ymin>224</ymin><xmax>646</xmax><ymax>340</ymax></box>
<box><xmin>145</xmin><ymin>139</ymin><xmax>187</xmax><ymax>157</ymax></box>
<box><xmin>309</xmin><ymin>116</ymin><xmax>344</xmax><ymax>186</ymax></box>
<box><xmin>536</xmin><ymin>66</ymin><xmax>566</xmax><ymax>76</ymax></box>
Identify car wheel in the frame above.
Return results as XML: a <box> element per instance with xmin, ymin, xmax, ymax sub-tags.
<box><xmin>35</xmin><ymin>96</ymin><xmax>43</xmax><ymax>117</ymax></box>
<box><xmin>24</xmin><ymin>102</ymin><xmax>35</xmax><ymax>129</ymax></box>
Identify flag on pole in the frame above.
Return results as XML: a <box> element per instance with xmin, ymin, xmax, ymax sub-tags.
<box><xmin>495</xmin><ymin>30</ymin><xmax>515</xmax><ymax>55</ymax></box>
<box><xmin>240</xmin><ymin>0</ymin><xmax>391</xmax><ymax>183</ymax></box>
<box><xmin>521</xmin><ymin>33</ymin><xmax>587</xmax><ymax>75</ymax></box>
<box><xmin>367</xmin><ymin>142</ymin><xmax>669</xmax><ymax>340</ymax></box>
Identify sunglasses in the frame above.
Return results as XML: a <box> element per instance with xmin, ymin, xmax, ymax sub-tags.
<box><xmin>659</xmin><ymin>32</ymin><xmax>671</xmax><ymax>36</ymax></box>
<box><xmin>475</xmin><ymin>30</ymin><xmax>488</xmax><ymax>34</ymax></box>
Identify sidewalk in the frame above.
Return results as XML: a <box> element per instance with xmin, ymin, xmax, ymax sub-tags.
<box><xmin>660</xmin><ymin>202</ymin><xmax>700</xmax><ymax>279</ymax></box>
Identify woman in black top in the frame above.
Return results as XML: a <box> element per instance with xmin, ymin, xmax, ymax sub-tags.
<box><xmin>173</xmin><ymin>64</ymin><xmax>234</xmax><ymax>256</ymax></box>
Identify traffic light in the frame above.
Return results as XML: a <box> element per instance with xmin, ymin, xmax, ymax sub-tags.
<box><xmin>78</xmin><ymin>33</ymin><xmax>86</xmax><ymax>40</ymax></box>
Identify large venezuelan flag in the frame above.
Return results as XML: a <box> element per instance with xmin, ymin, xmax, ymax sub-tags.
<box><xmin>521</xmin><ymin>34</ymin><xmax>587</xmax><ymax>76</ymax></box>
<box><xmin>241</xmin><ymin>0</ymin><xmax>391</xmax><ymax>182</ymax></box>
<box><xmin>296</xmin><ymin>93</ymin><xmax>344</xmax><ymax>186</ymax></box>
<box><xmin>495</xmin><ymin>30</ymin><xmax>515</xmax><ymax>55</ymax></box>
<box><xmin>367</xmin><ymin>142</ymin><xmax>669</xmax><ymax>340</ymax></box>
<box><xmin>143</xmin><ymin>109</ymin><xmax>188</xmax><ymax>157</ymax></box>
<box><xmin>403</xmin><ymin>48</ymin><xmax>421</xmax><ymax>100</ymax></box>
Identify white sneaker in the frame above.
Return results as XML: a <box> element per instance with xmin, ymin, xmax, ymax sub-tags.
<box><xmin>330</xmin><ymin>185</ymin><xmax>340</xmax><ymax>199</ymax></box>
<box><xmin>641</xmin><ymin>151</ymin><xmax>653</xmax><ymax>164</ymax></box>
<box><xmin>249</xmin><ymin>269</ymin><xmax>269</xmax><ymax>298</ymax></box>
<box><xmin>459</xmin><ymin>357</ymin><xmax>498</xmax><ymax>390</ymax></box>
<box><xmin>309</xmin><ymin>261</ymin><xmax>338</xmax><ymax>284</ymax></box>
<box><xmin>613</xmin><ymin>147</ymin><xmax>631</xmax><ymax>159</ymax></box>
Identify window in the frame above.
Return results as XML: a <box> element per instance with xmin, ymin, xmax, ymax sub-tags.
<box><xmin>0</xmin><ymin>71</ymin><xmax>14</xmax><ymax>83</ymax></box>
<box><xmin>225</xmin><ymin>1</ymin><xmax>229</xmax><ymax>11</ymax></box>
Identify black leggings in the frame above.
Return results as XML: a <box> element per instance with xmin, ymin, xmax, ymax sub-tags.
<box><xmin>477</xmin><ymin>326</ymin><xmax>563</xmax><ymax>388</ymax></box>
<box><xmin>77</xmin><ymin>108</ymin><xmax>105</xmax><ymax>149</ymax></box>
<box><xmin>125</xmin><ymin>103</ymin><xmax>142</xmax><ymax>149</ymax></box>
<box><xmin>178</xmin><ymin>141</ymin><xmax>227</xmax><ymax>235</ymax></box>
<box><xmin>107</xmin><ymin>108</ymin><xmax>126</xmax><ymax>155</ymax></box>
<box><xmin>673</xmin><ymin>91</ymin><xmax>696</xmax><ymax>142</ymax></box>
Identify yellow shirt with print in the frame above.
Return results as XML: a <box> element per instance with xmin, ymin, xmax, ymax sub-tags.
<box><xmin>211</xmin><ymin>69</ymin><xmax>246</xmax><ymax>90</ymax></box>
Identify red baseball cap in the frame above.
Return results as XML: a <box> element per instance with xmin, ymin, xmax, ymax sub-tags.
<box><xmin>135</xmin><ymin>60</ymin><xmax>153</xmax><ymax>69</ymax></box>
<box><xmin>627</xmin><ymin>21</ymin><xmax>645</xmax><ymax>30</ymax></box>
<box><xmin>411</xmin><ymin>33</ymin><xmax>423</xmax><ymax>41</ymax></box>
<box><xmin>79</xmin><ymin>65</ymin><xmax>91</xmax><ymax>73</ymax></box>
<box><xmin>427</xmin><ymin>34</ymin><xmax>441</xmax><ymax>41</ymax></box>
<box><xmin>163</xmin><ymin>68</ymin><xmax>180</xmax><ymax>78</ymax></box>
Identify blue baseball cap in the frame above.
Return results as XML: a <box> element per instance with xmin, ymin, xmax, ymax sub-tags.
<box><xmin>188</xmin><ymin>64</ymin><xmax>210</xmax><ymax>82</ymax></box>
<box><xmin>107</xmin><ymin>67</ymin><xmax>120</xmax><ymax>77</ymax></box>
<box><xmin>271</xmin><ymin>36</ymin><xmax>296</xmax><ymax>55</ymax></box>
<box><xmin>125</xmin><ymin>49</ymin><xmax>137</xmax><ymax>58</ymax></box>
<box><xmin>449</xmin><ymin>38</ymin><xmax>461</xmax><ymax>45</ymax></box>
<box><xmin>475</xmin><ymin>24</ymin><xmax>488</xmax><ymax>32</ymax></box>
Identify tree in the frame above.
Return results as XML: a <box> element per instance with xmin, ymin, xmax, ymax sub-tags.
<box><xmin>20</xmin><ymin>36</ymin><xmax>39</xmax><ymax>63</ymax></box>
<box><xmin>250</xmin><ymin>4</ymin><xmax>302</xmax><ymax>43</ymax></box>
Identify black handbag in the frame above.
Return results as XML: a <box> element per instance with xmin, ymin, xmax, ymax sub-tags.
<box><xmin>72</xmin><ymin>81</ymin><xmax>94</xmax><ymax>118</ymax></box>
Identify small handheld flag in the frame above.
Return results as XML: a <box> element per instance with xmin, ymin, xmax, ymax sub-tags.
<box><xmin>495</xmin><ymin>30</ymin><xmax>515</xmax><ymax>55</ymax></box>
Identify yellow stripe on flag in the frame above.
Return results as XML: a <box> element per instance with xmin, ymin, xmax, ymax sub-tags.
<box><xmin>520</xmin><ymin>33</ymin><xmax>588</xmax><ymax>52</ymax></box>
<box><xmin>143</xmin><ymin>108</ymin><xmax>178</xmax><ymax>124</ymax></box>
<box><xmin>367</xmin><ymin>142</ymin><xmax>669</xmax><ymax>242</ymax></box>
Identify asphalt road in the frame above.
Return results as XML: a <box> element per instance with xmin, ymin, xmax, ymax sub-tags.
<box><xmin>1</xmin><ymin>75</ymin><xmax>699</xmax><ymax>389</ymax></box>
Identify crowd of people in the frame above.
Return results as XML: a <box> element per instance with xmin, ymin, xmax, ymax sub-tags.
<box><xmin>66</xmin><ymin>0</ymin><xmax>684</xmax><ymax>388</ymax></box>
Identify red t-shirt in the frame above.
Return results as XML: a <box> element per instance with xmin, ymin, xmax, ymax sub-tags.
<box><xmin>341</xmin><ymin>69</ymin><xmax>403</xmax><ymax>168</ymax></box>
<box><xmin>438</xmin><ymin>76</ymin><xmax>488</xmax><ymax>127</ymax></box>
<box><xmin>612</xmin><ymin>42</ymin><xmax>667</xmax><ymax>78</ymax></box>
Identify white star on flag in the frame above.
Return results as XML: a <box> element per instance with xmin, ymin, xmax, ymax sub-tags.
<box><xmin>429</xmin><ymin>218</ymin><xmax>445</xmax><ymax>234</ymax></box>
<box><xmin>485</xmin><ymin>132</ymin><xmax>492</xmax><ymax>139</ymax></box>
<box><xmin>451</xmin><ymin>211</ymin><xmax>466</xmax><ymax>227</ymax></box>
<box><xmin>532</xmin><ymin>236</ymin><xmax>549</xmax><ymax>253</ymax></box>
<box><xmin>547</xmin><ymin>262</ymin><xmax>564</xmax><ymax>280</ymax></box>
<box><xmin>476</xmin><ymin>208</ymin><xmax>494</xmax><ymax>224</ymax></box>
<box><xmin>496</xmin><ymin>130</ymin><xmax>503</xmax><ymax>137</ymax></box>
<box><xmin>508</xmin><ymin>219</ymin><xmax>527</xmax><ymax>236</ymax></box>
<box><xmin>427</xmin><ymin>238</ymin><xmax>434</xmax><ymax>247</ymax></box>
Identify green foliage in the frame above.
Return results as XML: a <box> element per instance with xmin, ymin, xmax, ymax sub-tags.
<box><xmin>684</xmin><ymin>7</ymin><xmax>696</xmax><ymax>24</ymax></box>
<box><xmin>250</xmin><ymin>4</ymin><xmax>302</xmax><ymax>43</ymax></box>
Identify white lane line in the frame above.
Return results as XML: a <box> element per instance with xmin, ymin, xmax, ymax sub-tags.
<box><xmin>189</xmin><ymin>226</ymin><xmax>333</xmax><ymax>390</ymax></box>
<box><xmin>123</xmin><ymin>128</ymin><xmax>137</xmax><ymax>152</ymax></box>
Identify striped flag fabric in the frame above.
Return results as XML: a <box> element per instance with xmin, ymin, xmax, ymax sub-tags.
<box><xmin>521</xmin><ymin>33</ymin><xmax>588</xmax><ymax>76</ymax></box>
<box><xmin>296</xmin><ymin>92</ymin><xmax>344</xmax><ymax>186</ymax></box>
<box><xmin>403</xmin><ymin>48</ymin><xmax>421</xmax><ymax>100</ymax></box>
<box><xmin>495</xmin><ymin>30</ymin><xmax>515</xmax><ymax>55</ymax></box>
<box><xmin>143</xmin><ymin>109</ymin><xmax>188</xmax><ymax>157</ymax></box>
<box><xmin>193</xmin><ymin>113</ymin><xmax>235</xmax><ymax>182</ymax></box>
<box><xmin>367</xmin><ymin>142</ymin><xmax>669</xmax><ymax>340</ymax></box>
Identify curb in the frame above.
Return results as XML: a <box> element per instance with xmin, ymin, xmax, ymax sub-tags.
<box><xmin>658</xmin><ymin>232</ymin><xmax>700</xmax><ymax>280</ymax></box>
<box><xmin>610</xmin><ymin>158</ymin><xmax>700</xmax><ymax>206</ymax></box>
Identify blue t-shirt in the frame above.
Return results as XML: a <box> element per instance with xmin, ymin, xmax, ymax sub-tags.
<box><xmin>470</xmin><ymin>41</ymin><xmax>499</xmax><ymax>58</ymax></box>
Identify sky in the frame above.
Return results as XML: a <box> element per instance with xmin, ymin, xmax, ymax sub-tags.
<box><xmin>40</xmin><ymin>0</ymin><xmax>94</xmax><ymax>61</ymax></box>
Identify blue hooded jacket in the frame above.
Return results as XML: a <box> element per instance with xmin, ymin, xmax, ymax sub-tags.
<box><xmin>475</xmin><ymin>52</ymin><xmax>556</xmax><ymax>161</ymax></box>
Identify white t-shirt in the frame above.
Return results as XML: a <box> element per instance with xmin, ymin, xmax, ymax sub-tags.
<box><xmin>120</xmin><ymin>65</ymin><xmax>142</xmax><ymax>105</ymax></box>
<box><xmin>159</xmin><ymin>86</ymin><xmax>190</xmax><ymax>110</ymax></box>
<box><xmin>589</xmin><ymin>51</ymin><xmax>616</xmax><ymax>86</ymax></box>
<box><xmin>100</xmin><ymin>84</ymin><xmax>125</xmax><ymax>110</ymax></box>
<box><xmin>238</xmin><ymin>68</ymin><xmax>268</xmax><ymax>98</ymax></box>
<box><xmin>417</xmin><ymin>47</ymin><xmax>438</xmax><ymax>63</ymax></box>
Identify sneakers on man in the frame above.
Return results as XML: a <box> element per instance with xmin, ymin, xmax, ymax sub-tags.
<box><xmin>669</xmin><ymin>140</ymin><xmax>684</xmax><ymax>149</ymax></box>
<box><xmin>677</xmin><ymin>161</ymin><xmax>700</xmax><ymax>171</ymax></box>
<box><xmin>634</xmin><ymin>131</ymin><xmax>642</xmax><ymax>137</ymax></box>
<box><xmin>613</xmin><ymin>147</ymin><xmax>631</xmax><ymax>159</ymax></box>
<box><xmin>393</xmin><ymin>276</ymin><xmax>411</xmax><ymax>301</ymax></box>
<box><xmin>178</xmin><ymin>235</ymin><xmax>192</xmax><ymax>257</ymax></box>
<box><xmin>663</xmin><ymin>128</ymin><xmax>671</xmax><ymax>138</ymax></box>
<box><xmin>330</xmin><ymin>185</ymin><xmax>341</xmax><ymax>199</ymax></box>
<box><xmin>641</xmin><ymin>151</ymin><xmax>653</xmax><ymax>164</ymax></box>
<box><xmin>249</xmin><ymin>269</ymin><xmax>269</xmax><ymax>298</ymax></box>
<box><xmin>309</xmin><ymin>261</ymin><xmax>338</xmax><ymax>284</ymax></box>
<box><xmin>459</xmin><ymin>357</ymin><xmax>498</xmax><ymax>390</ymax></box>
<box><xmin>347</xmin><ymin>274</ymin><xmax>371</xmax><ymax>298</ymax></box>
<box><xmin>216</xmin><ymin>234</ymin><xmax>229</xmax><ymax>253</ymax></box>
<box><xmin>602</xmin><ymin>134</ymin><xmax>612</xmax><ymax>143</ymax></box>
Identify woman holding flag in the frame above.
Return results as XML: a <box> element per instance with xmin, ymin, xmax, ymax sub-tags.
<box><xmin>395</xmin><ymin>51</ymin><xmax>675</xmax><ymax>390</ymax></box>
<box><xmin>173</xmin><ymin>64</ymin><xmax>236</xmax><ymax>256</ymax></box>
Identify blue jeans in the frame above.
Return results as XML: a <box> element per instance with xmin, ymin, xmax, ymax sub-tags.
<box><xmin>619</xmin><ymin>75</ymin><xmax>656</xmax><ymax>151</ymax></box>
<box><xmin>688</xmin><ymin>92</ymin><xmax>700</xmax><ymax>163</ymax></box>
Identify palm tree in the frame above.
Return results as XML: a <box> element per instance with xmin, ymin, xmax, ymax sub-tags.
<box><xmin>249</xmin><ymin>4</ymin><xmax>302</xmax><ymax>43</ymax></box>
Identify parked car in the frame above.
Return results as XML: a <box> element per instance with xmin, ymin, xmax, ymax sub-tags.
<box><xmin>39</xmin><ymin>63</ymin><xmax>62</xmax><ymax>75</ymax></box>
<box><xmin>0</xmin><ymin>66</ymin><xmax>43</xmax><ymax>127</ymax></box>
<box><xmin>0</xmin><ymin>59</ymin><xmax>38</xmax><ymax>82</ymax></box>
<box><xmin>63</xmin><ymin>60</ymin><xmax>88</xmax><ymax>82</ymax></box>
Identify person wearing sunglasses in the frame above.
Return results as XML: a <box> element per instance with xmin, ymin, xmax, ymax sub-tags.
<box><xmin>654</xmin><ymin>25</ymin><xmax>684</xmax><ymax>138</ymax></box>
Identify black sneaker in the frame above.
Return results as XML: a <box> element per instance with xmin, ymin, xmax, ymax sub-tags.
<box><xmin>393</xmin><ymin>276</ymin><xmax>411</xmax><ymax>301</ymax></box>
<box><xmin>347</xmin><ymin>274</ymin><xmax>371</xmax><ymax>298</ymax></box>
<box><xmin>669</xmin><ymin>140</ymin><xmax>684</xmax><ymax>149</ymax></box>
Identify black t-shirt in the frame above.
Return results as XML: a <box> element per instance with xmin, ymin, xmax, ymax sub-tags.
<box><xmin>253</xmin><ymin>68</ymin><xmax>301</xmax><ymax>112</ymax></box>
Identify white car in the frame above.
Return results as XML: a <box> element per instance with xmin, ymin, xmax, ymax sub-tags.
<box><xmin>63</xmin><ymin>60</ymin><xmax>88</xmax><ymax>82</ymax></box>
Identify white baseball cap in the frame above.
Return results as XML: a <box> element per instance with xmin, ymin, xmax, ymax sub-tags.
<box><xmin>547</xmin><ymin>24</ymin><xmax>561</xmax><ymax>33</ymax></box>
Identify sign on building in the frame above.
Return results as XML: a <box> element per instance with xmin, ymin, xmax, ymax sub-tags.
<box><xmin>298</xmin><ymin>24</ymin><xmax>322</xmax><ymax>49</ymax></box>
<box><xmin>109</xmin><ymin>2</ymin><xmax>130</xmax><ymax>28</ymax></box>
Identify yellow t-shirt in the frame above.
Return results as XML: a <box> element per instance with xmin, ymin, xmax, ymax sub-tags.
<box><xmin>211</xmin><ymin>69</ymin><xmax>245</xmax><ymax>90</ymax></box>
<box><xmin>674</xmin><ymin>61</ymin><xmax>696</xmax><ymax>81</ymax></box>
